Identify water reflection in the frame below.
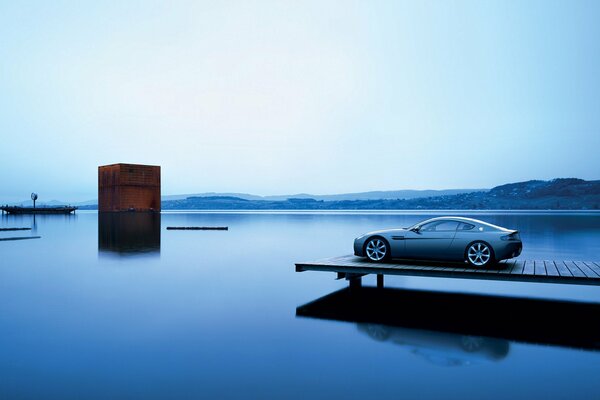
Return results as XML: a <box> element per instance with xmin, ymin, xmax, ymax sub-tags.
<box><xmin>98</xmin><ymin>213</ymin><xmax>161</xmax><ymax>256</ymax></box>
<box><xmin>297</xmin><ymin>286</ymin><xmax>600</xmax><ymax>359</ymax></box>
<box><xmin>357</xmin><ymin>324</ymin><xmax>508</xmax><ymax>366</ymax></box>
<box><xmin>1</xmin><ymin>212</ymin><xmax>78</xmax><ymax>234</ymax></box>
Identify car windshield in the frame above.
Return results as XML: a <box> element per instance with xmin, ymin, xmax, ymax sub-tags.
<box><xmin>407</xmin><ymin>219</ymin><xmax>436</xmax><ymax>230</ymax></box>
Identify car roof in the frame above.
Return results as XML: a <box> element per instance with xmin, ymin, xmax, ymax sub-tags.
<box><xmin>417</xmin><ymin>216</ymin><xmax>510</xmax><ymax>231</ymax></box>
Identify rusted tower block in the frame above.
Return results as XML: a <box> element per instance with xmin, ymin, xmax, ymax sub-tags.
<box><xmin>98</xmin><ymin>163</ymin><xmax>161</xmax><ymax>212</ymax></box>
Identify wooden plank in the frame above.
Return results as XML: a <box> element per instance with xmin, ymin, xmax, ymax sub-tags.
<box><xmin>329</xmin><ymin>255</ymin><xmax>351</xmax><ymax>262</ymax></box>
<box><xmin>511</xmin><ymin>260</ymin><xmax>526</xmax><ymax>275</ymax></box>
<box><xmin>523</xmin><ymin>260</ymin><xmax>535</xmax><ymax>275</ymax></box>
<box><xmin>534</xmin><ymin>260</ymin><xmax>547</xmax><ymax>276</ymax></box>
<box><xmin>498</xmin><ymin>260</ymin><xmax>517</xmax><ymax>275</ymax></box>
<box><xmin>388</xmin><ymin>264</ymin><xmax>415</xmax><ymax>270</ymax></box>
<box><xmin>554</xmin><ymin>261</ymin><xmax>573</xmax><ymax>277</ymax></box>
<box><xmin>451</xmin><ymin>267</ymin><xmax>470</xmax><ymax>273</ymax></box>
<box><xmin>488</xmin><ymin>261</ymin><xmax>505</xmax><ymax>274</ymax></box>
<box><xmin>564</xmin><ymin>261</ymin><xmax>587</xmax><ymax>278</ymax></box>
<box><xmin>544</xmin><ymin>260</ymin><xmax>560</xmax><ymax>277</ymax></box>
<box><xmin>446</xmin><ymin>266</ymin><xmax>468</xmax><ymax>272</ymax></box>
<box><xmin>584</xmin><ymin>261</ymin><xmax>600</xmax><ymax>276</ymax></box>
<box><xmin>573</xmin><ymin>261</ymin><xmax>599</xmax><ymax>278</ymax></box>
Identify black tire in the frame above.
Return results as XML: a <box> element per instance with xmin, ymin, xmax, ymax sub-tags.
<box><xmin>364</xmin><ymin>236</ymin><xmax>390</xmax><ymax>262</ymax></box>
<box><xmin>465</xmin><ymin>241</ymin><xmax>495</xmax><ymax>267</ymax></box>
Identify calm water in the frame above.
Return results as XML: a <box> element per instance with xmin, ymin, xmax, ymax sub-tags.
<box><xmin>1</xmin><ymin>211</ymin><xmax>600</xmax><ymax>399</ymax></box>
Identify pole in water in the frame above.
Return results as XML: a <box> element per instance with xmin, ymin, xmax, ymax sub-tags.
<box><xmin>31</xmin><ymin>193</ymin><xmax>38</xmax><ymax>209</ymax></box>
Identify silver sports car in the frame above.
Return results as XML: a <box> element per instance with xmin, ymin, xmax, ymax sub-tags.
<box><xmin>354</xmin><ymin>217</ymin><xmax>522</xmax><ymax>267</ymax></box>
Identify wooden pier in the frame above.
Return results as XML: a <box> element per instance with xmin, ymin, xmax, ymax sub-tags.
<box><xmin>1</xmin><ymin>206</ymin><xmax>77</xmax><ymax>215</ymax></box>
<box><xmin>295</xmin><ymin>255</ymin><xmax>600</xmax><ymax>286</ymax></box>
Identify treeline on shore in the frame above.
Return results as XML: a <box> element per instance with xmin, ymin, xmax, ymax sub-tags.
<box><xmin>77</xmin><ymin>178</ymin><xmax>600</xmax><ymax>210</ymax></box>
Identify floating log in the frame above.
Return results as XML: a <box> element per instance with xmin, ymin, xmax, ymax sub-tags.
<box><xmin>0</xmin><ymin>227</ymin><xmax>31</xmax><ymax>231</ymax></box>
<box><xmin>166</xmin><ymin>226</ymin><xmax>228</xmax><ymax>230</ymax></box>
<box><xmin>0</xmin><ymin>236</ymin><xmax>41</xmax><ymax>241</ymax></box>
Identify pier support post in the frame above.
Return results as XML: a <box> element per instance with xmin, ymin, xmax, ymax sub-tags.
<box><xmin>377</xmin><ymin>274</ymin><xmax>384</xmax><ymax>289</ymax></box>
<box><xmin>348</xmin><ymin>275</ymin><xmax>362</xmax><ymax>290</ymax></box>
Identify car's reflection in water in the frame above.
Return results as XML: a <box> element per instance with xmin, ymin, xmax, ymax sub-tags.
<box><xmin>98</xmin><ymin>212</ymin><xmax>161</xmax><ymax>256</ymax></box>
<box><xmin>357</xmin><ymin>323</ymin><xmax>509</xmax><ymax>366</ymax></box>
<box><xmin>297</xmin><ymin>286</ymin><xmax>600</xmax><ymax>366</ymax></box>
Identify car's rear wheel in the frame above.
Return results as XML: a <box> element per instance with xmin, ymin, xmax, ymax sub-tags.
<box><xmin>466</xmin><ymin>241</ymin><xmax>494</xmax><ymax>267</ymax></box>
<box><xmin>365</xmin><ymin>237</ymin><xmax>389</xmax><ymax>262</ymax></box>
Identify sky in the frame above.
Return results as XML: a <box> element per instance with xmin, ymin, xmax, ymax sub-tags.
<box><xmin>1</xmin><ymin>0</ymin><xmax>599</xmax><ymax>202</ymax></box>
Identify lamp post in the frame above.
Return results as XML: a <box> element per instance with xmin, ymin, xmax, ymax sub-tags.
<box><xmin>31</xmin><ymin>193</ymin><xmax>38</xmax><ymax>209</ymax></box>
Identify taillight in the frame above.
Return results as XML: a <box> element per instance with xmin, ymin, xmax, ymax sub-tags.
<box><xmin>501</xmin><ymin>231</ymin><xmax>520</xmax><ymax>241</ymax></box>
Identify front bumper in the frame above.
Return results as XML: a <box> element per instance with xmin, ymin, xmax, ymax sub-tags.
<box><xmin>354</xmin><ymin>238</ymin><xmax>365</xmax><ymax>257</ymax></box>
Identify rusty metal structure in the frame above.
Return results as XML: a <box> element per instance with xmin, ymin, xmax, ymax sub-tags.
<box><xmin>98</xmin><ymin>212</ymin><xmax>161</xmax><ymax>255</ymax></box>
<box><xmin>98</xmin><ymin>163</ymin><xmax>161</xmax><ymax>212</ymax></box>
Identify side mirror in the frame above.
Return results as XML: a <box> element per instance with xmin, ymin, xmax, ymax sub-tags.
<box><xmin>411</xmin><ymin>227</ymin><xmax>421</xmax><ymax>234</ymax></box>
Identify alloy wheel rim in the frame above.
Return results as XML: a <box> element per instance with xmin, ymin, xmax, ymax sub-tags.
<box><xmin>467</xmin><ymin>243</ymin><xmax>491</xmax><ymax>266</ymax></box>
<box><xmin>366</xmin><ymin>239</ymin><xmax>387</xmax><ymax>261</ymax></box>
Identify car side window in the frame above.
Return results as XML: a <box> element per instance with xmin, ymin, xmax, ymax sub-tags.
<box><xmin>419</xmin><ymin>222</ymin><xmax>438</xmax><ymax>232</ymax></box>
<box><xmin>458</xmin><ymin>222</ymin><xmax>475</xmax><ymax>231</ymax></box>
<box><xmin>420</xmin><ymin>221</ymin><xmax>459</xmax><ymax>232</ymax></box>
<box><xmin>433</xmin><ymin>221</ymin><xmax>460</xmax><ymax>231</ymax></box>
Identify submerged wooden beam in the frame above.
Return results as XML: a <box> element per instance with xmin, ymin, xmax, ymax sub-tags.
<box><xmin>0</xmin><ymin>236</ymin><xmax>41</xmax><ymax>241</ymax></box>
<box><xmin>166</xmin><ymin>226</ymin><xmax>228</xmax><ymax>230</ymax></box>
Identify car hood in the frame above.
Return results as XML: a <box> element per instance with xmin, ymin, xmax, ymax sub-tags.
<box><xmin>357</xmin><ymin>228</ymin><xmax>407</xmax><ymax>238</ymax></box>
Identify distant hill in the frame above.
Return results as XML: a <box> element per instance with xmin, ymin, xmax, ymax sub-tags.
<box><xmin>157</xmin><ymin>179</ymin><xmax>600</xmax><ymax>210</ymax></box>
<box><xmin>72</xmin><ymin>188</ymin><xmax>484</xmax><ymax>207</ymax></box>
<box><xmin>390</xmin><ymin>178</ymin><xmax>600</xmax><ymax>210</ymax></box>
<box><xmin>72</xmin><ymin>178</ymin><xmax>600</xmax><ymax>210</ymax></box>
<box><xmin>161</xmin><ymin>188</ymin><xmax>481</xmax><ymax>202</ymax></box>
<box><xmin>3</xmin><ymin>199</ymin><xmax>76</xmax><ymax>207</ymax></box>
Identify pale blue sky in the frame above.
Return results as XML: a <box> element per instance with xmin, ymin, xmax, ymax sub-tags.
<box><xmin>1</xmin><ymin>1</ymin><xmax>599</xmax><ymax>202</ymax></box>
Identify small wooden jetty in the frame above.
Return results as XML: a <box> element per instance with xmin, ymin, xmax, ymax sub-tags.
<box><xmin>296</xmin><ymin>255</ymin><xmax>600</xmax><ymax>287</ymax></box>
<box><xmin>1</xmin><ymin>206</ymin><xmax>77</xmax><ymax>215</ymax></box>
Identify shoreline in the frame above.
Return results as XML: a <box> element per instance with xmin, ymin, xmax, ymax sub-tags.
<box><xmin>67</xmin><ymin>209</ymin><xmax>600</xmax><ymax>215</ymax></box>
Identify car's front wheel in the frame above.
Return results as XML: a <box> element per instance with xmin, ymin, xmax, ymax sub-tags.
<box><xmin>466</xmin><ymin>241</ymin><xmax>494</xmax><ymax>267</ymax></box>
<box><xmin>365</xmin><ymin>237</ymin><xmax>389</xmax><ymax>262</ymax></box>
